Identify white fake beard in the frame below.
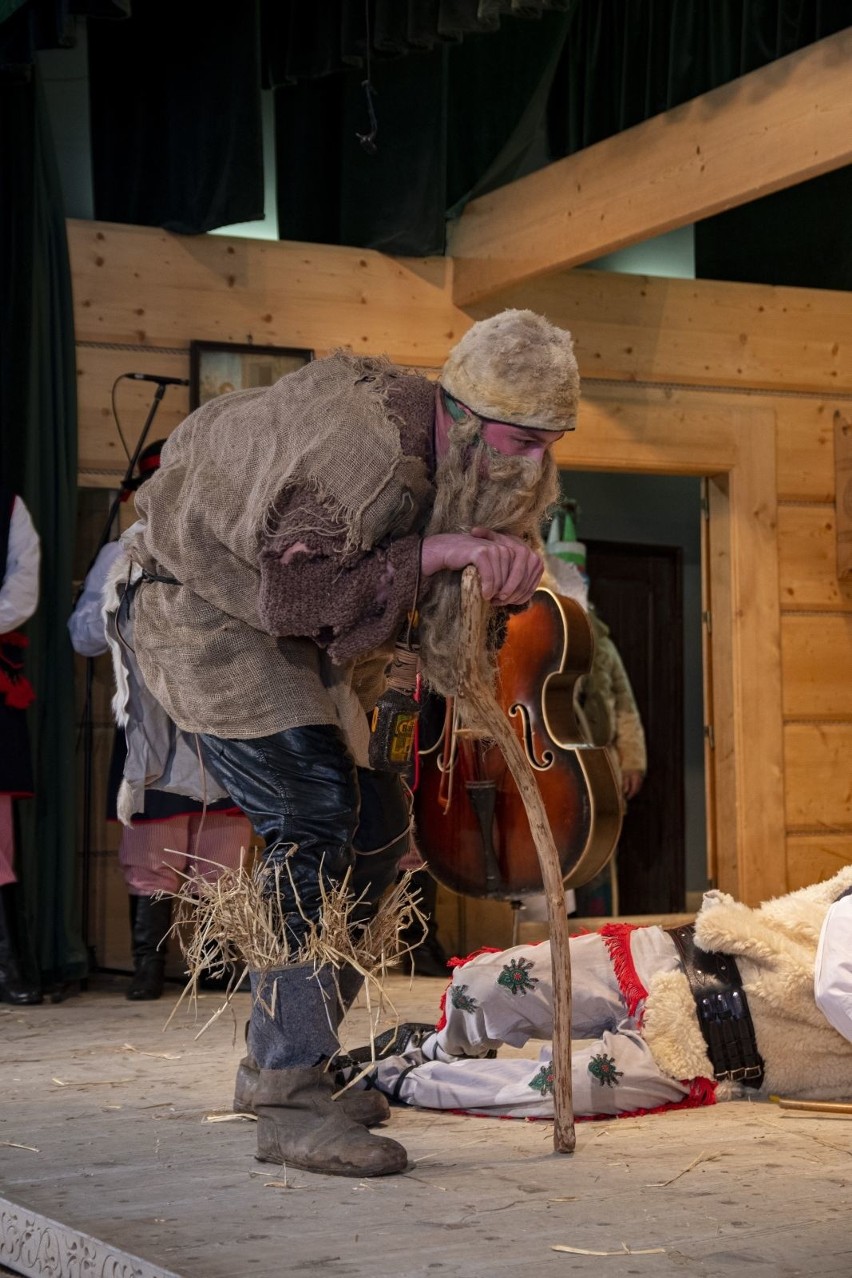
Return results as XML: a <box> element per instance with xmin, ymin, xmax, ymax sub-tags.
<box><xmin>417</xmin><ymin>422</ymin><xmax>559</xmax><ymax>698</ymax></box>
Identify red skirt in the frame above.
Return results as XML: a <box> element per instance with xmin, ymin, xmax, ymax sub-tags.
<box><xmin>0</xmin><ymin>634</ymin><xmax>34</xmax><ymax>797</ymax></box>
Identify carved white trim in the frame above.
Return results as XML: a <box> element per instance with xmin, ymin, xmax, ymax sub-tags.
<box><xmin>0</xmin><ymin>1197</ymin><xmax>181</xmax><ymax>1278</ymax></box>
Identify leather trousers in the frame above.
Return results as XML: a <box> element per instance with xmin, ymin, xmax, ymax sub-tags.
<box><xmin>198</xmin><ymin>725</ymin><xmax>410</xmax><ymax>952</ymax></box>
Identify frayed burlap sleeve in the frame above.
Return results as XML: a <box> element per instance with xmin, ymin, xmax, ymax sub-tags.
<box><xmin>126</xmin><ymin>357</ymin><xmax>436</xmax><ymax>740</ymax></box>
<box><xmin>257</xmin><ymin>372</ymin><xmax>435</xmax><ymax>665</ymax></box>
<box><xmin>258</xmin><ymin>526</ymin><xmax>421</xmax><ymax>665</ymax></box>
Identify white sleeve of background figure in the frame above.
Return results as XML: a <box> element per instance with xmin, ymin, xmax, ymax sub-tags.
<box><xmin>67</xmin><ymin>541</ymin><xmax>126</xmax><ymax>658</ymax></box>
<box><xmin>814</xmin><ymin>892</ymin><xmax>852</xmax><ymax>1045</ymax></box>
<box><xmin>0</xmin><ymin>496</ymin><xmax>41</xmax><ymax>635</ymax></box>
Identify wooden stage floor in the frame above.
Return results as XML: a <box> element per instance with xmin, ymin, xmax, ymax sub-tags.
<box><xmin>1</xmin><ymin>975</ymin><xmax>851</xmax><ymax>1278</ymax></box>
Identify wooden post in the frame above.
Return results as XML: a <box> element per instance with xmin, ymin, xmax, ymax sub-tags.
<box><xmin>457</xmin><ymin>567</ymin><xmax>575</xmax><ymax>1154</ymax></box>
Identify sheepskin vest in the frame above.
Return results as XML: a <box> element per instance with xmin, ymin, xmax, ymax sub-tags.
<box><xmin>642</xmin><ymin>866</ymin><xmax>852</xmax><ymax>1099</ymax></box>
<box><xmin>125</xmin><ymin>354</ymin><xmax>434</xmax><ymax>746</ymax></box>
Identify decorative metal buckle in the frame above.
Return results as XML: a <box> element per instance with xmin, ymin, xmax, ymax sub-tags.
<box><xmin>717</xmin><ymin>1064</ymin><xmax>763</xmax><ymax>1082</ymax></box>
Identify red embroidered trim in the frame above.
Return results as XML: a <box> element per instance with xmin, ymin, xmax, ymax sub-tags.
<box><xmin>0</xmin><ymin>631</ymin><xmax>28</xmax><ymax>649</ymax></box>
<box><xmin>448</xmin><ymin>946</ymin><xmax>504</xmax><ymax>970</ymax></box>
<box><xmin>580</xmin><ymin>1074</ymin><xmax>718</xmax><ymax>1122</ymax></box>
<box><xmin>599</xmin><ymin>922</ymin><xmax>646</xmax><ymax>1020</ymax></box>
<box><xmin>445</xmin><ymin>1076</ymin><xmax>718</xmax><ymax>1125</ymax></box>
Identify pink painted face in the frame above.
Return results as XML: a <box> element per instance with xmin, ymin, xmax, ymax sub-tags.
<box><xmin>436</xmin><ymin>386</ymin><xmax>565</xmax><ymax>463</ymax></box>
<box><xmin>480</xmin><ymin>419</ymin><xmax>565</xmax><ymax>462</ymax></box>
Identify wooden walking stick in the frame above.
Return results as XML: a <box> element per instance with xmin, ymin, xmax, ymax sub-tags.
<box><xmin>456</xmin><ymin>566</ymin><xmax>575</xmax><ymax>1153</ymax></box>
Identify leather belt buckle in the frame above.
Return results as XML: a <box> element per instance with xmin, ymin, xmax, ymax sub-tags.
<box><xmin>718</xmin><ymin>1065</ymin><xmax>764</xmax><ymax>1082</ymax></box>
<box><xmin>666</xmin><ymin>923</ymin><xmax>765</xmax><ymax>1091</ymax></box>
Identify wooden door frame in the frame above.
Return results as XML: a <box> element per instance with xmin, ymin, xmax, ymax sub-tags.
<box><xmin>553</xmin><ymin>383</ymin><xmax>785</xmax><ymax>905</ymax></box>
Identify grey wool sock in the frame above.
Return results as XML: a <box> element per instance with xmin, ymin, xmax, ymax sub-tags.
<box><xmin>248</xmin><ymin>964</ymin><xmax>341</xmax><ymax>1070</ymax></box>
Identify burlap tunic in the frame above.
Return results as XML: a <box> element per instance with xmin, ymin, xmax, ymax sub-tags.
<box><xmin>126</xmin><ymin>355</ymin><xmax>436</xmax><ymax>758</ymax></box>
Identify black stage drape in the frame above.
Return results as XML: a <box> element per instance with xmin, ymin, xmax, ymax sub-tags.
<box><xmin>87</xmin><ymin>0</ymin><xmax>265</xmax><ymax>234</ymax></box>
<box><xmin>0</xmin><ymin>48</ymin><xmax>86</xmax><ymax>985</ymax></box>
<box><xmin>273</xmin><ymin>5</ymin><xmax>574</xmax><ymax>254</ymax></box>
<box><xmin>80</xmin><ymin>0</ymin><xmax>852</xmax><ymax>278</ymax></box>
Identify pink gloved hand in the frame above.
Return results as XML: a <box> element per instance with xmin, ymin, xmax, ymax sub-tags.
<box><xmin>421</xmin><ymin>528</ymin><xmax>543</xmax><ymax>605</ymax></box>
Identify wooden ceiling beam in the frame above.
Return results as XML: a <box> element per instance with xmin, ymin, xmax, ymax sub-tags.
<box><xmin>449</xmin><ymin>28</ymin><xmax>852</xmax><ymax>307</ymax></box>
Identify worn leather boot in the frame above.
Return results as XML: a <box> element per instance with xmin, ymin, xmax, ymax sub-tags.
<box><xmin>254</xmin><ymin>1065</ymin><xmax>408</xmax><ymax>1177</ymax></box>
<box><xmin>127</xmin><ymin>895</ymin><xmax>172</xmax><ymax>1001</ymax></box>
<box><xmin>234</xmin><ymin>1054</ymin><xmax>390</xmax><ymax>1128</ymax></box>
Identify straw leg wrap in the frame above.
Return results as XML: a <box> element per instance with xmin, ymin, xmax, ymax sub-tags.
<box><xmin>199</xmin><ymin>725</ymin><xmax>361</xmax><ymax>951</ymax></box>
<box><xmin>199</xmin><ymin>725</ymin><xmax>412</xmax><ymax>1063</ymax></box>
<box><xmin>199</xmin><ymin>725</ymin><xmax>410</xmax><ymax>947</ymax></box>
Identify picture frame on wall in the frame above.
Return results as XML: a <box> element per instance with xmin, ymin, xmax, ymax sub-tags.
<box><xmin>189</xmin><ymin>341</ymin><xmax>313</xmax><ymax>409</ymax></box>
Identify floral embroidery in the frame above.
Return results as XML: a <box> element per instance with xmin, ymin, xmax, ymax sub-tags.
<box><xmin>588</xmin><ymin>1053</ymin><xmax>623</xmax><ymax>1088</ymax></box>
<box><xmin>528</xmin><ymin>1061</ymin><xmax>555</xmax><ymax>1096</ymax></box>
<box><xmin>497</xmin><ymin>956</ymin><xmax>539</xmax><ymax>996</ymax></box>
<box><xmin>449</xmin><ymin>983</ymin><xmax>478</xmax><ymax>1013</ymax></box>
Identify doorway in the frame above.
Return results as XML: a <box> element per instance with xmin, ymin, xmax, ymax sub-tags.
<box><xmin>584</xmin><ymin>539</ymin><xmax>685</xmax><ymax>913</ymax></box>
<box><xmin>560</xmin><ymin>469</ymin><xmax>707</xmax><ymax>915</ymax></box>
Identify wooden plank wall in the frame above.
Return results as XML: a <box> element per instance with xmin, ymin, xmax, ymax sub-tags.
<box><xmin>69</xmin><ymin>221</ymin><xmax>852</xmax><ymax>902</ymax></box>
<box><xmin>68</xmin><ymin>221</ymin><xmax>461</xmax><ymax>485</ymax></box>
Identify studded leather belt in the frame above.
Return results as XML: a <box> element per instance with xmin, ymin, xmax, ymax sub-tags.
<box><xmin>665</xmin><ymin>923</ymin><xmax>765</xmax><ymax>1089</ymax></box>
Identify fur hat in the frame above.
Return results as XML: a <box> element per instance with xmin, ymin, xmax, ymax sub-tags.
<box><xmin>441</xmin><ymin>309</ymin><xmax>579</xmax><ymax>432</ymax></box>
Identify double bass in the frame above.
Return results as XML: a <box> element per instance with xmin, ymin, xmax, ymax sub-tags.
<box><xmin>415</xmin><ymin>585</ymin><xmax>623</xmax><ymax>901</ymax></box>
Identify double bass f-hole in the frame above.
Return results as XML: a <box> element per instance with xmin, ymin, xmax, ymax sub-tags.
<box><xmin>508</xmin><ymin>701</ymin><xmax>554</xmax><ymax>770</ymax></box>
<box><xmin>415</xmin><ymin>586</ymin><xmax>624</xmax><ymax>900</ymax></box>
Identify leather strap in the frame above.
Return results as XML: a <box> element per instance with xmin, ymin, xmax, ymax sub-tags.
<box><xmin>666</xmin><ymin>924</ymin><xmax>765</xmax><ymax>1089</ymax></box>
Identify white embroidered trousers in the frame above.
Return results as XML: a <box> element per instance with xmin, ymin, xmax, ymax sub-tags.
<box><xmin>374</xmin><ymin>932</ymin><xmax>694</xmax><ymax>1118</ymax></box>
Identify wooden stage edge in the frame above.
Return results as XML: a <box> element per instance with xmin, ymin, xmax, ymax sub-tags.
<box><xmin>0</xmin><ymin>1196</ymin><xmax>180</xmax><ymax>1278</ymax></box>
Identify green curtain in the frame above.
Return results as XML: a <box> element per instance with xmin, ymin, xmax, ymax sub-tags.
<box><xmin>547</xmin><ymin>0</ymin><xmax>851</xmax><ymax>155</ymax></box>
<box><xmin>694</xmin><ymin>161</ymin><xmax>852</xmax><ymax>292</ymax></box>
<box><xmin>0</xmin><ymin>62</ymin><xmax>85</xmax><ymax>986</ymax></box>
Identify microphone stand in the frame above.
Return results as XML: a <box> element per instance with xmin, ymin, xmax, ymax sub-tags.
<box><xmin>79</xmin><ymin>382</ymin><xmax>168</xmax><ymax>974</ymax></box>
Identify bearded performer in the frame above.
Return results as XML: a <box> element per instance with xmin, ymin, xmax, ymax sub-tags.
<box><xmin>109</xmin><ymin>310</ymin><xmax>579</xmax><ymax>1178</ymax></box>
<box><xmin>358</xmin><ymin>869</ymin><xmax>852</xmax><ymax>1120</ymax></box>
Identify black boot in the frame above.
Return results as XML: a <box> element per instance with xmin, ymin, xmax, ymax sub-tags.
<box><xmin>127</xmin><ymin>895</ymin><xmax>172</xmax><ymax>1001</ymax></box>
<box><xmin>0</xmin><ymin>889</ymin><xmax>42</xmax><ymax>1005</ymax></box>
<box><xmin>401</xmin><ymin>870</ymin><xmax>450</xmax><ymax>978</ymax></box>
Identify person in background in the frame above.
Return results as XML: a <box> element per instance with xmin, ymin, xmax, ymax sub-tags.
<box><xmin>0</xmin><ymin>486</ymin><xmax>41</xmax><ymax>1005</ymax></box>
<box><xmin>68</xmin><ymin>442</ymin><xmax>253</xmax><ymax>1000</ymax></box>
<box><xmin>544</xmin><ymin>508</ymin><xmax>647</xmax><ymax>917</ymax></box>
